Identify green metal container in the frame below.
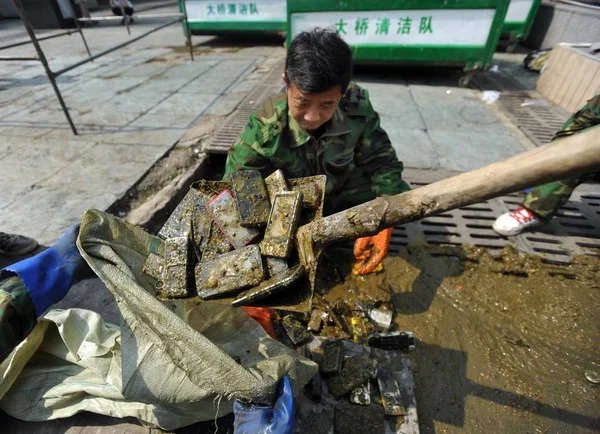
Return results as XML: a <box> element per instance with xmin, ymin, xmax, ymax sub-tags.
<box><xmin>287</xmin><ymin>0</ymin><xmax>510</xmax><ymax>86</ymax></box>
<box><xmin>502</xmin><ymin>0</ymin><xmax>542</xmax><ymax>51</ymax></box>
<box><xmin>180</xmin><ymin>0</ymin><xmax>287</xmax><ymax>33</ymax></box>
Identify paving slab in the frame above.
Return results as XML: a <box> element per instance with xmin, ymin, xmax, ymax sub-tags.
<box><xmin>131</xmin><ymin>112</ymin><xmax>199</xmax><ymax>129</ymax></box>
<box><xmin>0</xmin><ymin>187</ymin><xmax>119</xmax><ymax>245</ymax></box>
<box><xmin>39</xmin><ymin>126</ymin><xmax>116</xmax><ymax>143</ymax></box>
<box><xmin>419</xmin><ymin>102</ymin><xmax>509</xmax><ymax>134</ymax></box>
<box><xmin>388</xmin><ymin>127</ymin><xmax>440</xmax><ymax>169</ymax></box>
<box><xmin>0</xmin><ymin>137</ymin><xmax>97</xmax><ymax>189</ymax></box>
<box><xmin>162</xmin><ymin>58</ymin><xmax>220</xmax><ymax>78</ymax></box>
<box><xmin>0</xmin><ymin>125</ymin><xmax>53</xmax><ymax>139</ymax></box>
<box><xmin>4</xmin><ymin>107</ymin><xmax>88</xmax><ymax>126</ymax></box>
<box><xmin>205</xmin><ymin>92</ymin><xmax>247</xmax><ymax>116</ymax></box>
<box><xmin>73</xmin><ymin>107</ymin><xmax>143</xmax><ymax>127</ymax></box>
<box><xmin>431</xmin><ymin>130</ymin><xmax>524</xmax><ymax>172</ymax></box>
<box><xmin>100</xmin><ymin>93</ymin><xmax>170</xmax><ymax>115</ymax></box>
<box><xmin>146</xmin><ymin>92</ymin><xmax>219</xmax><ymax>117</ymax></box>
<box><xmin>354</xmin><ymin>78</ymin><xmax>529</xmax><ymax>170</ymax></box>
<box><xmin>37</xmin><ymin>143</ymin><xmax>167</xmax><ymax>194</ymax></box>
<box><xmin>365</xmin><ymin>82</ymin><xmax>426</xmax><ymax>130</ymax></box>
<box><xmin>133</xmin><ymin>77</ymin><xmax>193</xmax><ymax>94</ymax></box>
<box><xmin>100</xmin><ymin>125</ymin><xmax>187</xmax><ymax>146</ymax></box>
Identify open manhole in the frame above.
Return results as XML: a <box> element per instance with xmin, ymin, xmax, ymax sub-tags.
<box><xmin>391</xmin><ymin>169</ymin><xmax>600</xmax><ymax>264</ymax></box>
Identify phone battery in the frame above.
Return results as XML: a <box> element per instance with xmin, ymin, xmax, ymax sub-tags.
<box><xmin>162</xmin><ymin>237</ymin><xmax>190</xmax><ymax>298</ymax></box>
<box><xmin>196</xmin><ymin>245</ymin><xmax>264</xmax><ymax>299</ymax></box>
<box><xmin>201</xmin><ymin>220</ymin><xmax>233</xmax><ymax>262</ymax></box>
<box><xmin>264</xmin><ymin>169</ymin><xmax>289</xmax><ymax>203</ymax></box>
<box><xmin>292</xmin><ymin>180</ymin><xmax>322</xmax><ymax>210</ymax></box>
<box><xmin>230</xmin><ymin>170</ymin><xmax>271</xmax><ymax>227</ymax></box>
<box><xmin>377</xmin><ymin>369</ymin><xmax>406</xmax><ymax>416</ymax></box>
<box><xmin>158</xmin><ymin>188</ymin><xmax>200</xmax><ymax>239</ymax></box>
<box><xmin>232</xmin><ymin>264</ymin><xmax>304</xmax><ymax>307</ymax></box>
<box><xmin>321</xmin><ymin>339</ymin><xmax>344</xmax><ymax>376</ymax></box>
<box><xmin>260</xmin><ymin>191</ymin><xmax>302</xmax><ymax>258</ymax></box>
<box><xmin>265</xmin><ymin>256</ymin><xmax>288</xmax><ymax>277</ymax></box>
<box><xmin>206</xmin><ymin>190</ymin><xmax>260</xmax><ymax>249</ymax></box>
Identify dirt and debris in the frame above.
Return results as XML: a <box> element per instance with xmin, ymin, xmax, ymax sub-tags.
<box><xmin>293</xmin><ymin>244</ymin><xmax>599</xmax><ymax>433</ymax></box>
<box><xmin>139</xmin><ymin>169</ymin><xmax>598</xmax><ymax>432</ymax></box>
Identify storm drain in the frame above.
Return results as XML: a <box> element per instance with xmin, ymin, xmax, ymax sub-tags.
<box><xmin>389</xmin><ymin>170</ymin><xmax>600</xmax><ymax>264</ymax></box>
<box><xmin>204</xmin><ymin>59</ymin><xmax>285</xmax><ymax>154</ymax></box>
<box><xmin>496</xmin><ymin>91</ymin><xmax>569</xmax><ymax>146</ymax></box>
<box><xmin>472</xmin><ymin>69</ymin><xmax>570</xmax><ymax>147</ymax></box>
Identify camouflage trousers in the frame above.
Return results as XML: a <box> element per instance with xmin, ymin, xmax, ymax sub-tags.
<box><xmin>522</xmin><ymin>171</ymin><xmax>600</xmax><ymax>220</ymax></box>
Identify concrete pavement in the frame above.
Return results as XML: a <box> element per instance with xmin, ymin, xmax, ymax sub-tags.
<box><xmin>0</xmin><ymin>5</ymin><xmax>283</xmax><ymax>245</ymax></box>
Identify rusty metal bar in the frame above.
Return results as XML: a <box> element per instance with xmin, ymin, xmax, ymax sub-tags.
<box><xmin>181</xmin><ymin>0</ymin><xmax>193</xmax><ymax>61</ymax></box>
<box><xmin>53</xmin><ymin>17</ymin><xmax>180</xmax><ymax>77</ymax></box>
<box><xmin>0</xmin><ymin>56</ymin><xmax>39</xmax><ymax>61</ymax></box>
<box><xmin>78</xmin><ymin>13</ymin><xmax>183</xmax><ymax>21</ymax></box>
<box><xmin>0</xmin><ymin>30</ymin><xmax>76</xmax><ymax>51</ymax></box>
<box><xmin>11</xmin><ymin>0</ymin><xmax>78</xmax><ymax>135</ymax></box>
<box><xmin>69</xmin><ymin>0</ymin><xmax>93</xmax><ymax>58</ymax></box>
<box><xmin>120</xmin><ymin>5</ymin><xmax>131</xmax><ymax>35</ymax></box>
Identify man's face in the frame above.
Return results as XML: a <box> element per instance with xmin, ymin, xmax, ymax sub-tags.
<box><xmin>284</xmin><ymin>76</ymin><xmax>343</xmax><ymax>133</ymax></box>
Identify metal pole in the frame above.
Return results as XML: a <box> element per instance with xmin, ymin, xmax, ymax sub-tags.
<box><xmin>53</xmin><ymin>18</ymin><xmax>181</xmax><ymax>77</ymax></box>
<box><xmin>78</xmin><ymin>13</ymin><xmax>183</xmax><ymax>21</ymax></box>
<box><xmin>120</xmin><ymin>5</ymin><xmax>131</xmax><ymax>35</ymax></box>
<box><xmin>181</xmin><ymin>0</ymin><xmax>193</xmax><ymax>61</ymax></box>
<box><xmin>79</xmin><ymin>15</ymin><xmax>123</xmax><ymax>21</ymax></box>
<box><xmin>0</xmin><ymin>30</ymin><xmax>76</xmax><ymax>51</ymax></box>
<box><xmin>69</xmin><ymin>0</ymin><xmax>92</xmax><ymax>58</ymax></box>
<box><xmin>11</xmin><ymin>0</ymin><xmax>78</xmax><ymax>135</ymax></box>
<box><xmin>0</xmin><ymin>56</ymin><xmax>39</xmax><ymax>61</ymax></box>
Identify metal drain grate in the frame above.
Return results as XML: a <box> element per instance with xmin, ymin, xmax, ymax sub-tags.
<box><xmin>204</xmin><ymin>59</ymin><xmax>285</xmax><ymax>154</ymax></box>
<box><xmin>387</xmin><ymin>169</ymin><xmax>600</xmax><ymax>264</ymax></box>
<box><xmin>496</xmin><ymin>91</ymin><xmax>569</xmax><ymax>146</ymax></box>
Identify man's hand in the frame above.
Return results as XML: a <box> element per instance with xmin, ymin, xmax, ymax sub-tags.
<box><xmin>233</xmin><ymin>376</ymin><xmax>295</xmax><ymax>434</ymax></box>
<box><xmin>3</xmin><ymin>224</ymin><xmax>94</xmax><ymax>316</ymax></box>
<box><xmin>353</xmin><ymin>228</ymin><xmax>393</xmax><ymax>275</ymax></box>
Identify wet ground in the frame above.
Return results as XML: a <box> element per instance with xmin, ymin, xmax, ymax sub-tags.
<box><xmin>314</xmin><ymin>244</ymin><xmax>599</xmax><ymax>433</ymax></box>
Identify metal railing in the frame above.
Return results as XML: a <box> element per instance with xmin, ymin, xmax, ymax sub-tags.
<box><xmin>0</xmin><ymin>0</ymin><xmax>193</xmax><ymax>135</ymax></box>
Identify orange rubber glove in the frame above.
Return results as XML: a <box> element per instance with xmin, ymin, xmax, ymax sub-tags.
<box><xmin>353</xmin><ymin>227</ymin><xmax>393</xmax><ymax>275</ymax></box>
<box><xmin>242</xmin><ymin>306</ymin><xmax>277</xmax><ymax>339</ymax></box>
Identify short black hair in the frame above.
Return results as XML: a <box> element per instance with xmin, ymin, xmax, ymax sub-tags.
<box><xmin>285</xmin><ymin>28</ymin><xmax>353</xmax><ymax>94</ymax></box>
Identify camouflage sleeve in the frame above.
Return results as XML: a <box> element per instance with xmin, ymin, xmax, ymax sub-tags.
<box><xmin>223</xmin><ymin>113</ymin><xmax>275</xmax><ymax>181</ymax></box>
<box><xmin>354</xmin><ymin>92</ymin><xmax>411</xmax><ymax>196</ymax></box>
<box><xmin>553</xmin><ymin>93</ymin><xmax>600</xmax><ymax>140</ymax></box>
<box><xmin>0</xmin><ymin>276</ymin><xmax>37</xmax><ymax>362</ymax></box>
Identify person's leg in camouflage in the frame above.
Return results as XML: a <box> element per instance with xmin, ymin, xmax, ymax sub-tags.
<box><xmin>494</xmin><ymin>171</ymin><xmax>598</xmax><ymax>236</ymax></box>
<box><xmin>521</xmin><ymin>177</ymin><xmax>580</xmax><ymax>220</ymax></box>
<box><xmin>494</xmin><ymin>93</ymin><xmax>600</xmax><ymax>236</ymax></box>
<box><xmin>0</xmin><ymin>232</ymin><xmax>38</xmax><ymax>257</ymax></box>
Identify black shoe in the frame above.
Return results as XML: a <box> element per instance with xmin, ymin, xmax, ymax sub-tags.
<box><xmin>0</xmin><ymin>232</ymin><xmax>38</xmax><ymax>256</ymax></box>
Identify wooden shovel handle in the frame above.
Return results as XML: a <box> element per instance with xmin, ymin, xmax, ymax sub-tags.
<box><xmin>310</xmin><ymin>126</ymin><xmax>600</xmax><ymax>246</ymax></box>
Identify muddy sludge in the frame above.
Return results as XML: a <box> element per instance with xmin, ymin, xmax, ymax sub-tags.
<box><xmin>291</xmin><ymin>244</ymin><xmax>599</xmax><ymax>433</ymax></box>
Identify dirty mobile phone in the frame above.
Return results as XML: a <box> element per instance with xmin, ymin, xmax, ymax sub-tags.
<box><xmin>230</xmin><ymin>170</ymin><xmax>271</xmax><ymax>227</ymax></box>
<box><xmin>206</xmin><ymin>190</ymin><xmax>260</xmax><ymax>249</ymax></box>
<box><xmin>260</xmin><ymin>191</ymin><xmax>303</xmax><ymax>258</ymax></box>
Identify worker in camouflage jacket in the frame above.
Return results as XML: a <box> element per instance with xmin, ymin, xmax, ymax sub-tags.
<box><xmin>224</xmin><ymin>28</ymin><xmax>411</xmax><ymax>275</ymax></box>
<box><xmin>493</xmin><ymin>93</ymin><xmax>600</xmax><ymax>236</ymax></box>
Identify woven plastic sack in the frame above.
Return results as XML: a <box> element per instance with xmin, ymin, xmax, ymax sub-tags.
<box><xmin>0</xmin><ymin>209</ymin><xmax>317</xmax><ymax>430</ymax></box>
